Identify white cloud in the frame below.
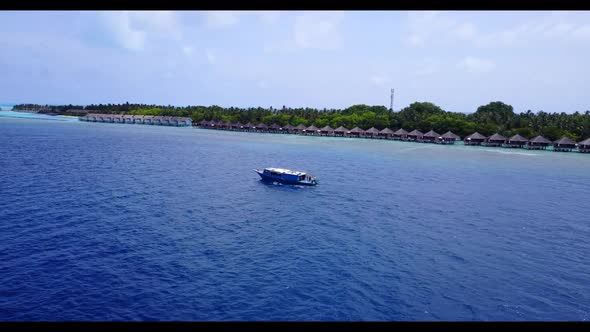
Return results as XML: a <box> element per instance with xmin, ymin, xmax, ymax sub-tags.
<box><xmin>406</xmin><ymin>11</ymin><xmax>475</xmax><ymax>47</ymax></box>
<box><xmin>293</xmin><ymin>12</ymin><xmax>344</xmax><ymax>50</ymax></box>
<box><xmin>204</xmin><ymin>11</ymin><xmax>240</xmax><ymax>29</ymax></box>
<box><xmin>407</xmin><ymin>11</ymin><xmax>590</xmax><ymax>49</ymax></box>
<box><xmin>99</xmin><ymin>11</ymin><xmax>181</xmax><ymax>51</ymax></box>
<box><xmin>458</xmin><ymin>56</ymin><xmax>496</xmax><ymax>73</ymax></box>
<box><xmin>100</xmin><ymin>12</ymin><xmax>147</xmax><ymax>51</ymax></box>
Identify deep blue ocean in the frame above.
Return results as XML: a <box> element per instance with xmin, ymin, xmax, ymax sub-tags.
<box><xmin>1</xmin><ymin>112</ymin><xmax>589</xmax><ymax>321</ymax></box>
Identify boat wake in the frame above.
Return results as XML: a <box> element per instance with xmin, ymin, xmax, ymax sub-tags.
<box><xmin>482</xmin><ymin>149</ymin><xmax>539</xmax><ymax>156</ymax></box>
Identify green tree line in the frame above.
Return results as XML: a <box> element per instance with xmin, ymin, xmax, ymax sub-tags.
<box><xmin>13</xmin><ymin>101</ymin><xmax>590</xmax><ymax>141</ymax></box>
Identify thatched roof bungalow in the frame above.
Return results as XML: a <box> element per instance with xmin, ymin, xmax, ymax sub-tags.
<box><xmin>553</xmin><ymin>137</ymin><xmax>577</xmax><ymax>152</ymax></box>
<box><xmin>378</xmin><ymin>128</ymin><xmax>394</xmax><ymax>139</ymax></box>
<box><xmin>504</xmin><ymin>134</ymin><xmax>528</xmax><ymax>148</ymax></box>
<box><xmin>280</xmin><ymin>124</ymin><xmax>294</xmax><ymax>133</ymax></box>
<box><xmin>407</xmin><ymin>129</ymin><xmax>423</xmax><ymax>141</ymax></box>
<box><xmin>464</xmin><ymin>132</ymin><xmax>486</xmax><ymax>145</ymax></box>
<box><xmin>254</xmin><ymin>123</ymin><xmax>268</xmax><ymax>131</ymax></box>
<box><xmin>365</xmin><ymin>127</ymin><xmax>380</xmax><ymax>138</ymax></box>
<box><xmin>422</xmin><ymin>130</ymin><xmax>440</xmax><ymax>143</ymax></box>
<box><xmin>294</xmin><ymin>124</ymin><xmax>307</xmax><ymax>133</ymax></box>
<box><xmin>527</xmin><ymin>135</ymin><xmax>551</xmax><ymax>150</ymax></box>
<box><xmin>320</xmin><ymin>125</ymin><xmax>334</xmax><ymax>136</ymax></box>
<box><xmin>439</xmin><ymin>131</ymin><xmax>459</xmax><ymax>144</ymax></box>
<box><xmin>485</xmin><ymin>133</ymin><xmax>507</xmax><ymax>147</ymax></box>
<box><xmin>268</xmin><ymin>123</ymin><xmax>280</xmax><ymax>132</ymax></box>
<box><xmin>348</xmin><ymin>127</ymin><xmax>365</xmax><ymax>137</ymax></box>
<box><xmin>578</xmin><ymin>138</ymin><xmax>590</xmax><ymax>153</ymax></box>
<box><xmin>304</xmin><ymin>125</ymin><xmax>320</xmax><ymax>135</ymax></box>
<box><xmin>334</xmin><ymin>126</ymin><xmax>349</xmax><ymax>136</ymax></box>
<box><xmin>393</xmin><ymin>128</ymin><xmax>408</xmax><ymax>140</ymax></box>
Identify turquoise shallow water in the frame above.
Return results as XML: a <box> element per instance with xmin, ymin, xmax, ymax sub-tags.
<box><xmin>1</xmin><ymin>113</ymin><xmax>589</xmax><ymax>321</ymax></box>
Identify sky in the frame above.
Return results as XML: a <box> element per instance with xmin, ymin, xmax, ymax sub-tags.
<box><xmin>1</xmin><ymin>10</ymin><xmax>589</xmax><ymax>113</ymax></box>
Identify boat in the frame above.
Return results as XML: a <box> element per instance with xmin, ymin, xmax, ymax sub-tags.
<box><xmin>254</xmin><ymin>167</ymin><xmax>318</xmax><ymax>186</ymax></box>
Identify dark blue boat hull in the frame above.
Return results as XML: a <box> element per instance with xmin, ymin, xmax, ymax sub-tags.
<box><xmin>255</xmin><ymin>170</ymin><xmax>317</xmax><ymax>186</ymax></box>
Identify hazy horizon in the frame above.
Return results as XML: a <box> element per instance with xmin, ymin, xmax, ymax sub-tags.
<box><xmin>1</xmin><ymin>11</ymin><xmax>589</xmax><ymax>114</ymax></box>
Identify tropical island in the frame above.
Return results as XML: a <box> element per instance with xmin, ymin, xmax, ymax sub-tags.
<box><xmin>12</xmin><ymin>101</ymin><xmax>590</xmax><ymax>142</ymax></box>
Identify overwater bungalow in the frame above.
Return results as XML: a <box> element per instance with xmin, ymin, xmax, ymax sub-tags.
<box><xmin>294</xmin><ymin>124</ymin><xmax>307</xmax><ymax>134</ymax></box>
<box><xmin>268</xmin><ymin>123</ymin><xmax>280</xmax><ymax>133</ymax></box>
<box><xmin>464</xmin><ymin>132</ymin><xmax>486</xmax><ymax>145</ymax></box>
<box><xmin>254</xmin><ymin>123</ymin><xmax>268</xmax><ymax>132</ymax></box>
<box><xmin>365</xmin><ymin>127</ymin><xmax>380</xmax><ymax>138</ymax></box>
<box><xmin>161</xmin><ymin>116</ymin><xmax>172</xmax><ymax>126</ymax></box>
<box><xmin>230</xmin><ymin>122</ymin><xmax>241</xmax><ymax>130</ymax></box>
<box><xmin>304</xmin><ymin>125</ymin><xmax>320</xmax><ymax>135</ymax></box>
<box><xmin>378</xmin><ymin>128</ymin><xmax>394</xmax><ymax>139</ymax></box>
<box><xmin>144</xmin><ymin>116</ymin><xmax>154</xmax><ymax>125</ymax></box>
<box><xmin>553</xmin><ymin>137</ymin><xmax>577</xmax><ymax>152</ymax></box>
<box><xmin>393</xmin><ymin>128</ymin><xmax>408</xmax><ymax>140</ymax></box>
<box><xmin>243</xmin><ymin>122</ymin><xmax>254</xmax><ymax>131</ymax></box>
<box><xmin>103</xmin><ymin>115</ymin><xmax>114</xmax><ymax>123</ymax></box>
<box><xmin>155</xmin><ymin>116</ymin><xmax>167</xmax><ymax>125</ymax></box>
<box><xmin>280</xmin><ymin>124</ymin><xmax>294</xmax><ymax>133</ymax></box>
<box><xmin>438</xmin><ymin>131</ymin><xmax>459</xmax><ymax>144</ymax></box>
<box><xmin>87</xmin><ymin>114</ymin><xmax>98</xmax><ymax>122</ymax></box>
<box><xmin>504</xmin><ymin>134</ymin><xmax>528</xmax><ymax>148</ymax></box>
<box><xmin>407</xmin><ymin>129</ymin><xmax>423</xmax><ymax>142</ymax></box>
<box><xmin>421</xmin><ymin>130</ymin><xmax>440</xmax><ymax>143</ymax></box>
<box><xmin>176</xmin><ymin>117</ymin><xmax>192</xmax><ymax>126</ymax></box>
<box><xmin>578</xmin><ymin>138</ymin><xmax>590</xmax><ymax>153</ymax></box>
<box><xmin>123</xmin><ymin>115</ymin><xmax>134</xmax><ymax>124</ymax></box>
<box><xmin>334</xmin><ymin>126</ymin><xmax>348</xmax><ymax>137</ymax></box>
<box><xmin>112</xmin><ymin>115</ymin><xmax>123</xmax><ymax>123</ymax></box>
<box><xmin>348</xmin><ymin>127</ymin><xmax>365</xmax><ymax>138</ymax></box>
<box><xmin>320</xmin><ymin>126</ymin><xmax>335</xmax><ymax>136</ymax></box>
<box><xmin>527</xmin><ymin>135</ymin><xmax>551</xmax><ymax>150</ymax></box>
<box><xmin>485</xmin><ymin>133</ymin><xmax>507</xmax><ymax>147</ymax></box>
